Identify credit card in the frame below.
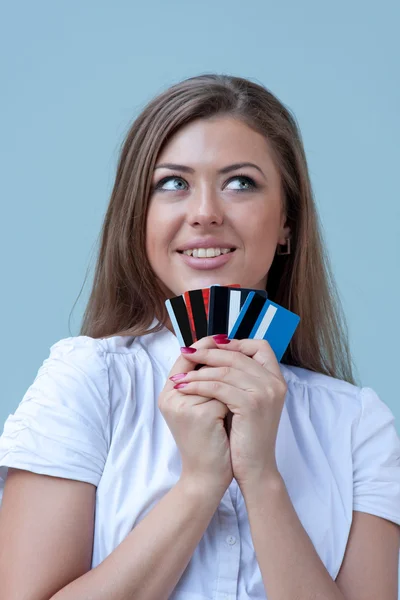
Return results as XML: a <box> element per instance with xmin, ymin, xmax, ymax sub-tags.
<box><xmin>183</xmin><ymin>288</ymin><xmax>210</xmax><ymax>342</ymax></box>
<box><xmin>166</xmin><ymin>285</ymin><xmax>242</xmax><ymax>345</ymax></box>
<box><xmin>228</xmin><ymin>292</ymin><xmax>300</xmax><ymax>361</ymax></box>
<box><xmin>165</xmin><ymin>295</ymin><xmax>193</xmax><ymax>347</ymax></box>
<box><xmin>208</xmin><ymin>286</ymin><xmax>267</xmax><ymax>336</ymax></box>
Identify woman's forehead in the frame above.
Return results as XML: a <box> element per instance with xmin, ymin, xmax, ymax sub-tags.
<box><xmin>156</xmin><ymin>117</ymin><xmax>275</xmax><ymax>169</ymax></box>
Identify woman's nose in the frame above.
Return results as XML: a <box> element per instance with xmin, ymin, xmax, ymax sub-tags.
<box><xmin>186</xmin><ymin>187</ymin><xmax>224</xmax><ymax>227</ymax></box>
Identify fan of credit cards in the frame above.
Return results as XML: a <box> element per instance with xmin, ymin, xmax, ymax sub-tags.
<box><xmin>165</xmin><ymin>284</ymin><xmax>300</xmax><ymax>438</ymax></box>
<box><xmin>165</xmin><ymin>284</ymin><xmax>300</xmax><ymax>362</ymax></box>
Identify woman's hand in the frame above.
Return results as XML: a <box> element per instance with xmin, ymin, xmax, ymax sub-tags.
<box><xmin>172</xmin><ymin>336</ymin><xmax>287</xmax><ymax>490</ymax></box>
<box><xmin>158</xmin><ymin>336</ymin><xmax>234</xmax><ymax>497</ymax></box>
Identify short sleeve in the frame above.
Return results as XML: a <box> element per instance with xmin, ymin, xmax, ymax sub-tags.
<box><xmin>0</xmin><ymin>336</ymin><xmax>110</xmax><ymax>501</ymax></box>
<box><xmin>352</xmin><ymin>386</ymin><xmax>400</xmax><ymax>525</ymax></box>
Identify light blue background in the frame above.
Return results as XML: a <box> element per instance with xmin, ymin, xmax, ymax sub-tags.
<box><xmin>2</xmin><ymin>1</ymin><xmax>399</xmax><ymax>427</ymax></box>
<box><xmin>1</xmin><ymin>0</ymin><xmax>399</xmax><ymax>486</ymax></box>
<box><xmin>1</xmin><ymin>0</ymin><xmax>399</xmax><ymax>592</ymax></box>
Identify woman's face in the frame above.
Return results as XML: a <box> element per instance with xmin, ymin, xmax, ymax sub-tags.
<box><xmin>146</xmin><ymin>116</ymin><xmax>290</xmax><ymax>298</ymax></box>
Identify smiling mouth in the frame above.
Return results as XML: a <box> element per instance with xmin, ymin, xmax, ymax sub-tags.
<box><xmin>177</xmin><ymin>248</ymin><xmax>236</xmax><ymax>258</ymax></box>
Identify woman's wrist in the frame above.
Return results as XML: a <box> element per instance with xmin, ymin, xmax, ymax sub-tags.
<box><xmin>178</xmin><ymin>474</ymin><xmax>231</xmax><ymax>504</ymax></box>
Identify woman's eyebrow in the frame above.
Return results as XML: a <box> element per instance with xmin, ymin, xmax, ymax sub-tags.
<box><xmin>154</xmin><ymin>162</ymin><xmax>266</xmax><ymax>179</ymax></box>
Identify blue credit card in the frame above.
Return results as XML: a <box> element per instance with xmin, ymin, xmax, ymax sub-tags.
<box><xmin>228</xmin><ymin>292</ymin><xmax>300</xmax><ymax>362</ymax></box>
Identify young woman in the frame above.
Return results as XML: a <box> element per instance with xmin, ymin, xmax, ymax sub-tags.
<box><xmin>0</xmin><ymin>74</ymin><xmax>399</xmax><ymax>600</ymax></box>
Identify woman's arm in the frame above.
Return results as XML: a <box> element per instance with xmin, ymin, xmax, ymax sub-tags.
<box><xmin>335</xmin><ymin>510</ymin><xmax>400</xmax><ymax>600</ymax></box>
<box><xmin>242</xmin><ymin>472</ymin><xmax>400</xmax><ymax>600</ymax></box>
<box><xmin>0</xmin><ymin>468</ymin><xmax>224</xmax><ymax>600</ymax></box>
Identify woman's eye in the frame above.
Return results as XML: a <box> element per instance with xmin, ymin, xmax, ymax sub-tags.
<box><xmin>154</xmin><ymin>174</ymin><xmax>257</xmax><ymax>192</ymax></box>
<box><xmin>156</xmin><ymin>176</ymin><xmax>188</xmax><ymax>191</ymax></box>
<box><xmin>225</xmin><ymin>176</ymin><xmax>257</xmax><ymax>191</ymax></box>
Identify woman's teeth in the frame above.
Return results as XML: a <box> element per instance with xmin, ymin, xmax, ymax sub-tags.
<box><xmin>182</xmin><ymin>248</ymin><xmax>233</xmax><ymax>258</ymax></box>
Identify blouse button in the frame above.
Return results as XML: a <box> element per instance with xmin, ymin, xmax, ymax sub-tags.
<box><xmin>225</xmin><ymin>535</ymin><xmax>237</xmax><ymax>545</ymax></box>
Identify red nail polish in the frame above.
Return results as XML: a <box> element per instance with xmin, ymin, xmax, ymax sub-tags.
<box><xmin>169</xmin><ymin>373</ymin><xmax>187</xmax><ymax>381</ymax></box>
<box><xmin>213</xmin><ymin>334</ymin><xmax>230</xmax><ymax>344</ymax></box>
<box><xmin>180</xmin><ymin>347</ymin><xmax>197</xmax><ymax>354</ymax></box>
<box><xmin>174</xmin><ymin>382</ymin><xmax>188</xmax><ymax>389</ymax></box>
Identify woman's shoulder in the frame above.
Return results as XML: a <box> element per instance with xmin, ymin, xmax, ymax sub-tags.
<box><xmin>46</xmin><ymin>333</ymin><xmax>147</xmax><ymax>372</ymax></box>
<box><xmin>53</xmin><ymin>323</ymin><xmax>173</xmax><ymax>358</ymax></box>
<box><xmin>282</xmin><ymin>362</ymin><xmax>359</xmax><ymax>394</ymax></box>
<box><xmin>49</xmin><ymin>333</ymin><xmax>137</xmax><ymax>356</ymax></box>
<box><xmin>279</xmin><ymin>363</ymin><xmax>397</xmax><ymax>441</ymax></box>
<box><xmin>0</xmin><ymin>335</ymin><xmax>121</xmax><ymax>491</ymax></box>
<box><xmin>281</xmin><ymin>363</ymin><xmax>399</xmax><ymax>462</ymax></box>
<box><xmin>281</xmin><ymin>363</ymin><xmax>361</xmax><ymax>414</ymax></box>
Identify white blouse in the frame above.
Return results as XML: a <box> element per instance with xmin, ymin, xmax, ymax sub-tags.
<box><xmin>1</xmin><ymin>321</ymin><xmax>400</xmax><ymax>600</ymax></box>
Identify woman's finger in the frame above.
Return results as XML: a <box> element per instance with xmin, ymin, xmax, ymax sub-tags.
<box><xmin>167</xmin><ymin>336</ymin><xmax>218</xmax><ymax>382</ymax></box>
<box><xmin>172</xmin><ymin>365</ymin><xmax>258</xmax><ymax>393</ymax></box>
<box><xmin>185</xmin><ymin>338</ymin><xmax>285</xmax><ymax>384</ymax></box>
<box><xmin>173</xmin><ymin>379</ymin><xmax>249</xmax><ymax>413</ymax></box>
<box><xmin>223</xmin><ymin>338</ymin><xmax>283</xmax><ymax>380</ymax></box>
<box><xmin>177</xmin><ymin>345</ymin><xmax>267</xmax><ymax>381</ymax></box>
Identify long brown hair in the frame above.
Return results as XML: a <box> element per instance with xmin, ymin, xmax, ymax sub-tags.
<box><xmin>75</xmin><ymin>73</ymin><xmax>358</xmax><ymax>385</ymax></box>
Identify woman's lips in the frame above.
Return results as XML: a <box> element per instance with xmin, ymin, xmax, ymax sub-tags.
<box><xmin>177</xmin><ymin>250</ymin><xmax>235</xmax><ymax>270</ymax></box>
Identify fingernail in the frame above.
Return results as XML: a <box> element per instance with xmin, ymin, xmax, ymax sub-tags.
<box><xmin>180</xmin><ymin>347</ymin><xmax>197</xmax><ymax>354</ymax></box>
<box><xmin>169</xmin><ymin>373</ymin><xmax>187</xmax><ymax>381</ymax></box>
<box><xmin>213</xmin><ymin>334</ymin><xmax>230</xmax><ymax>344</ymax></box>
<box><xmin>174</xmin><ymin>382</ymin><xmax>188</xmax><ymax>389</ymax></box>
